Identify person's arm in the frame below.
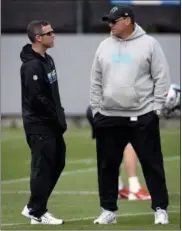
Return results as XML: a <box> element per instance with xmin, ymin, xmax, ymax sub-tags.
<box><xmin>151</xmin><ymin>39</ymin><xmax>170</xmax><ymax>112</ymax></box>
<box><xmin>22</xmin><ymin>63</ymin><xmax>58</xmax><ymax>120</ymax></box>
<box><xmin>90</xmin><ymin>49</ymin><xmax>103</xmax><ymax>117</ymax></box>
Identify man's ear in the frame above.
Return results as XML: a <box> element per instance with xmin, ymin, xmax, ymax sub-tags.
<box><xmin>126</xmin><ymin>17</ymin><xmax>131</xmax><ymax>26</ymax></box>
<box><xmin>35</xmin><ymin>35</ymin><xmax>42</xmax><ymax>43</ymax></box>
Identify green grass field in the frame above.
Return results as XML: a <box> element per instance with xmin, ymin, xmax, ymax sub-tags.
<box><xmin>1</xmin><ymin>127</ymin><xmax>181</xmax><ymax>230</ymax></box>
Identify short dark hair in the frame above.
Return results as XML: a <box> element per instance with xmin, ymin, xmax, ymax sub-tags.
<box><xmin>27</xmin><ymin>20</ymin><xmax>50</xmax><ymax>43</ymax></box>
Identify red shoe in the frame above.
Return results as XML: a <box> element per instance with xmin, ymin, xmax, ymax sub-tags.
<box><xmin>118</xmin><ymin>186</ymin><xmax>130</xmax><ymax>199</ymax></box>
<box><xmin>128</xmin><ymin>187</ymin><xmax>151</xmax><ymax>200</ymax></box>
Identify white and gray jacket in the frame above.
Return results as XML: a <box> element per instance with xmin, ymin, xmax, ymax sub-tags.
<box><xmin>90</xmin><ymin>23</ymin><xmax>170</xmax><ymax>117</ymax></box>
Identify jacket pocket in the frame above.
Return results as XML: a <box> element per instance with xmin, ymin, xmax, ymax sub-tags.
<box><xmin>101</xmin><ymin>85</ymin><xmax>140</xmax><ymax>109</ymax></box>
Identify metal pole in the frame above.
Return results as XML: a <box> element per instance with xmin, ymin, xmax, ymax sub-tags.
<box><xmin>76</xmin><ymin>0</ymin><xmax>83</xmax><ymax>33</ymax></box>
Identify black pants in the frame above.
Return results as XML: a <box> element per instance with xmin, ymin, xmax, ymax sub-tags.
<box><xmin>94</xmin><ymin>111</ymin><xmax>169</xmax><ymax>212</ymax></box>
<box><xmin>26</xmin><ymin>133</ymin><xmax>66</xmax><ymax>218</ymax></box>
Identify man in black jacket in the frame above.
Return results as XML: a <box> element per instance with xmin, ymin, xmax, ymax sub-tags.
<box><xmin>20</xmin><ymin>20</ymin><xmax>67</xmax><ymax>225</ymax></box>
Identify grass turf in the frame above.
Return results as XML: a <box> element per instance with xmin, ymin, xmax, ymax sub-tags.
<box><xmin>1</xmin><ymin>127</ymin><xmax>180</xmax><ymax>230</ymax></box>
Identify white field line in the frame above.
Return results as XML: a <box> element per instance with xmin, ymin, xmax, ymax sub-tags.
<box><xmin>2</xmin><ymin>131</ymin><xmax>90</xmax><ymax>142</ymax></box>
<box><xmin>26</xmin><ymin>155</ymin><xmax>181</xmax><ymax>165</ymax></box>
<box><xmin>1</xmin><ymin>210</ymin><xmax>180</xmax><ymax>227</ymax></box>
<box><xmin>2</xmin><ymin>155</ymin><xmax>180</xmax><ymax>185</ymax></box>
<box><xmin>2</xmin><ymin>129</ymin><xmax>179</xmax><ymax>142</ymax></box>
<box><xmin>67</xmin><ymin>156</ymin><xmax>180</xmax><ymax>164</ymax></box>
<box><xmin>1</xmin><ymin>167</ymin><xmax>96</xmax><ymax>185</ymax></box>
<box><xmin>1</xmin><ymin>190</ymin><xmax>98</xmax><ymax>195</ymax></box>
<box><xmin>1</xmin><ymin>190</ymin><xmax>180</xmax><ymax>196</ymax></box>
<box><xmin>25</xmin><ymin>158</ymin><xmax>95</xmax><ymax>165</ymax></box>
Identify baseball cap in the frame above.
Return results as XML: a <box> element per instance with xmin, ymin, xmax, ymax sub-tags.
<box><xmin>102</xmin><ymin>5</ymin><xmax>134</xmax><ymax>22</ymax></box>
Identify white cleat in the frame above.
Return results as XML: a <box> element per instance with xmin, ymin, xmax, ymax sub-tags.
<box><xmin>31</xmin><ymin>212</ymin><xmax>64</xmax><ymax>225</ymax></box>
<box><xmin>21</xmin><ymin>205</ymin><xmax>64</xmax><ymax>225</ymax></box>
<box><xmin>154</xmin><ymin>207</ymin><xmax>169</xmax><ymax>224</ymax></box>
<box><xmin>21</xmin><ymin>205</ymin><xmax>32</xmax><ymax>219</ymax></box>
<box><xmin>94</xmin><ymin>209</ymin><xmax>117</xmax><ymax>224</ymax></box>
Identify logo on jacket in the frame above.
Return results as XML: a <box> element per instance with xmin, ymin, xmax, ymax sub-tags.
<box><xmin>47</xmin><ymin>69</ymin><xmax>57</xmax><ymax>84</ymax></box>
<box><xmin>33</xmin><ymin>75</ymin><xmax>38</xmax><ymax>81</ymax></box>
<box><xmin>112</xmin><ymin>53</ymin><xmax>133</xmax><ymax>64</ymax></box>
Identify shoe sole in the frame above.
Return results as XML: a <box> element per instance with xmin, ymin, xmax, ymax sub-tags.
<box><xmin>21</xmin><ymin>211</ymin><xmax>32</xmax><ymax>219</ymax></box>
<box><xmin>94</xmin><ymin>219</ymin><xmax>117</xmax><ymax>224</ymax></box>
<box><xmin>155</xmin><ymin>221</ymin><xmax>169</xmax><ymax>225</ymax></box>
<box><xmin>31</xmin><ymin>220</ymin><xmax>64</xmax><ymax>225</ymax></box>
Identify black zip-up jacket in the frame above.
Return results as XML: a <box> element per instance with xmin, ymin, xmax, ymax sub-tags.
<box><xmin>20</xmin><ymin>44</ymin><xmax>67</xmax><ymax>135</ymax></box>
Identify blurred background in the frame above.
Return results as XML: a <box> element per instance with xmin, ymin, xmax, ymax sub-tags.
<box><xmin>1</xmin><ymin>0</ymin><xmax>181</xmax><ymax>125</ymax></box>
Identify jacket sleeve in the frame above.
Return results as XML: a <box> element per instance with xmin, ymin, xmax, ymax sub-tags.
<box><xmin>22</xmin><ymin>63</ymin><xmax>58</xmax><ymax>120</ymax></box>
<box><xmin>90</xmin><ymin>49</ymin><xmax>103</xmax><ymax>117</ymax></box>
<box><xmin>151</xmin><ymin>39</ymin><xmax>171</xmax><ymax>111</ymax></box>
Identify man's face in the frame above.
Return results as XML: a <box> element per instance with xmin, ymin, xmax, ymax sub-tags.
<box><xmin>109</xmin><ymin>17</ymin><xmax>130</xmax><ymax>37</ymax></box>
<box><xmin>36</xmin><ymin>24</ymin><xmax>55</xmax><ymax>48</ymax></box>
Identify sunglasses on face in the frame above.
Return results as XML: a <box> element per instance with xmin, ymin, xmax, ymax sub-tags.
<box><xmin>108</xmin><ymin>17</ymin><xmax>126</xmax><ymax>25</ymax></box>
<box><xmin>40</xmin><ymin>31</ymin><xmax>54</xmax><ymax>36</ymax></box>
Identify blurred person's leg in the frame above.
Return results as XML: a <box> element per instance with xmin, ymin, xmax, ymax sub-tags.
<box><xmin>118</xmin><ymin>143</ymin><xmax>138</xmax><ymax>199</ymax></box>
<box><xmin>118</xmin><ymin>170</ymin><xmax>129</xmax><ymax>199</ymax></box>
<box><xmin>123</xmin><ymin>143</ymin><xmax>138</xmax><ymax>179</ymax></box>
<box><xmin>121</xmin><ymin>143</ymin><xmax>151</xmax><ymax>200</ymax></box>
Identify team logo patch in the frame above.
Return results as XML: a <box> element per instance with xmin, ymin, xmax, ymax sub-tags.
<box><xmin>33</xmin><ymin>75</ymin><xmax>38</xmax><ymax>81</ymax></box>
<box><xmin>110</xmin><ymin>6</ymin><xmax>118</xmax><ymax>13</ymax></box>
<box><xmin>47</xmin><ymin>69</ymin><xmax>57</xmax><ymax>84</ymax></box>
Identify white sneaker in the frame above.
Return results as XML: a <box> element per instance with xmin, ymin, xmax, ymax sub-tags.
<box><xmin>21</xmin><ymin>205</ymin><xmax>32</xmax><ymax>219</ymax></box>
<box><xmin>154</xmin><ymin>207</ymin><xmax>169</xmax><ymax>224</ymax></box>
<box><xmin>31</xmin><ymin>212</ymin><xmax>64</xmax><ymax>225</ymax></box>
<box><xmin>94</xmin><ymin>209</ymin><xmax>116</xmax><ymax>224</ymax></box>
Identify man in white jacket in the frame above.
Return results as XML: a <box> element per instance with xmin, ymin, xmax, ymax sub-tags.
<box><xmin>90</xmin><ymin>5</ymin><xmax>170</xmax><ymax>225</ymax></box>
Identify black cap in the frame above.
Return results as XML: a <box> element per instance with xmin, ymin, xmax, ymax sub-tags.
<box><xmin>102</xmin><ymin>5</ymin><xmax>134</xmax><ymax>22</ymax></box>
